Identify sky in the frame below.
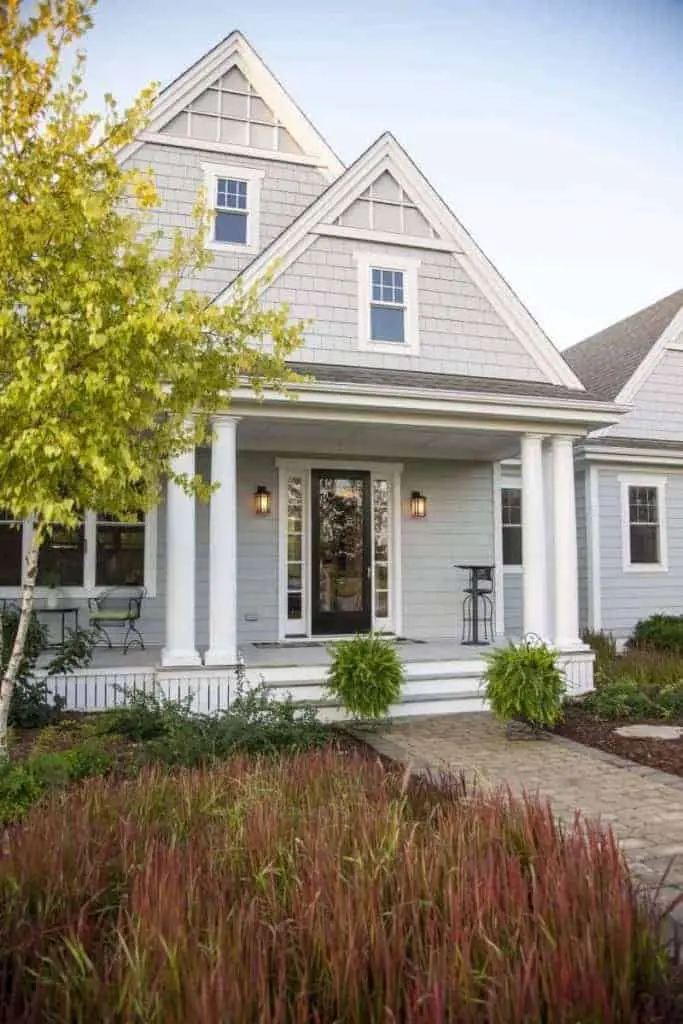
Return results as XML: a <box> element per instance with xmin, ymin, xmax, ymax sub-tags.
<box><xmin>79</xmin><ymin>0</ymin><xmax>683</xmax><ymax>349</ymax></box>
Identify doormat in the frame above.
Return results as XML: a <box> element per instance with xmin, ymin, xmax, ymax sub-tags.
<box><xmin>252</xmin><ymin>637</ymin><xmax>426</xmax><ymax>649</ymax></box>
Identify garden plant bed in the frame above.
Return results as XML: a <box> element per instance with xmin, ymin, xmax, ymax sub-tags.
<box><xmin>557</xmin><ymin>705</ymin><xmax>683</xmax><ymax>778</ymax></box>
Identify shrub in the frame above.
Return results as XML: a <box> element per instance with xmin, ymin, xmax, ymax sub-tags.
<box><xmin>0</xmin><ymin>752</ymin><xmax>678</xmax><ymax>1021</ymax></box>
<box><xmin>483</xmin><ymin>639</ymin><xmax>566</xmax><ymax>729</ymax></box>
<box><xmin>326</xmin><ymin>631</ymin><xmax>404</xmax><ymax>719</ymax></box>
<box><xmin>581</xmin><ymin>678</ymin><xmax>657</xmax><ymax>721</ymax></box>
<box><xmin>630</xmin><ymin>614</ymin><xmax>683</xmax><ymax>655</ymax></box>
<box><xmin>1</xmin><ymin>604</ymin><xmax>94</xmax><ymax>729</ymax></box>
<box><xmin>0</xmin><ymin>763</ymin><xmax>45</xmax><ymax>826</ymax></box>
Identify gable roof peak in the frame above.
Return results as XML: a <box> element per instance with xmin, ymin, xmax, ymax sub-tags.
<box><xmin>564</xmin><ymin>288</ymin><xmax>683</xmax><ymax>401</ymax></box>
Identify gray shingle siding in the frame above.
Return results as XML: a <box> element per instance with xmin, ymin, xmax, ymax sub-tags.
<box><xmin>123</xmin><ymin>142</ymin><xmax>329</xmax><ymax>296</ymax></box>
<box><xmin>264</xmin><ymin>235</ymin><xmax>554</xmax><ymax>382</ymax></box>
<box><xmin>597</xmin><ymin>349</ymin><xmax>683</xmax><ymax>443</ymax></box>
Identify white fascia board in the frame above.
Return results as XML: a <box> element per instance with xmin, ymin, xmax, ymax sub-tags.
<box><xmin>118</xmin><ymin>32</ymin><xmax>344</xmax><ymax>179</ymax></box>
<box><xmin>582</xmin><ymin>445</ymin><xmax>683</xmax><ymax>469</ymax></box>
<box><xmin>616</xmin><ymin>306</ymin><xmax>683</xmax><ymax>404</ymax></box>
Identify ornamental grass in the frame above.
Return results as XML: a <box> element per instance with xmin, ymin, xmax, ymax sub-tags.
<box><xmin>0</xmin><ymin>748</ymin><xmax>679</xmax><ymax>1022</ymax></box>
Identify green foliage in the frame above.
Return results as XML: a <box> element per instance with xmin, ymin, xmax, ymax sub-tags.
<box><xmin>325</xmin><ymin>632</ymin><xmax>404</xmax><ymax>719</ymax></box>
<box><xmin>483</xmin><ymin>640</ymin><xmax>566</xmax><ymax>729</ymax></box>
<box><xmin>582</xmin><ymin>629</ymin><xmax>617</xmax><ymax>675</ymax></box>
<box><xmin>97</xmin><ymin>680</ymin><xmax>332</xmax><ymax>766</ymax></box>
<box><xmin>1</xmin><ymin>605</ymin><xmax>92</xmax><ymax>728</ymax></box>
<box><xmin>630</xmin><ymin>614</ymin><xmax>683</xmax><ymax>655</ymax></box>
<box><xmin>0</xmin><ymin>762</ymin><xmax>45</xmax><ymax>826</ymax></box>
<box><xmin>581</xmin><ymin>678</ymin><xmax>657</xmax><ymax>721</ymax></box>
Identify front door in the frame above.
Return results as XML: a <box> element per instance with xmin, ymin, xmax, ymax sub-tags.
<box><xmin>311</xmin><ymin>470</ymin><xmax>372</xmax><ymax>635</ymax></box>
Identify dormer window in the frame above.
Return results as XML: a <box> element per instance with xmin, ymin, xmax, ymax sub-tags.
<box><xmin>202</xmin><ymin>162</ymin><xmax>264</xmax><ymax>252</ymax></box>
<box><xmin>354</xmin><ymin>251</ymin><xmax>420</xmax><ymax>355</ymax></box>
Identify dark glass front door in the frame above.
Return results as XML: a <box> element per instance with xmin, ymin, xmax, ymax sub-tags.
<box><xmin>311</xmin><ymin>470</ymin><xmax>372</xmax><ymax>635</ymax></box>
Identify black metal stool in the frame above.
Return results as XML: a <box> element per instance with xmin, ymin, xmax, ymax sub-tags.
<box><xmin>456</xmin><ymin>565</ymin><xmax>495</xmax><ymax>644</ymax></box>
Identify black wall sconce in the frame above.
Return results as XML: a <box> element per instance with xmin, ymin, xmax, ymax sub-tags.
<box><xmin>410</xmin><ymin>491</ymin><xmax>427</xmax><ymax>518</ymax></box>
<box><xmin>254</xmin><ymin>485</ymin><xmax>272</xmax><ymax>515</ymax></box>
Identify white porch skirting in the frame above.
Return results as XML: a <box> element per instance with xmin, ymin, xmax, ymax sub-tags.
<box><xmin>47</xmin><ymin>646</ymin><xmax>594</xmax><ymax>720</ymax></box>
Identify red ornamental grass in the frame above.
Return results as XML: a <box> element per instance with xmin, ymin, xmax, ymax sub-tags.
<box><xmin>0</xmin><ymin>748</ymin><xmax>679</xmax><ymax>1023</ymax></box>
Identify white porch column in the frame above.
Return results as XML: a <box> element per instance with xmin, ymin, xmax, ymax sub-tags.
<box><xmin>205</xmin><ymin>416</ymin><xmax>239</xmax><ymax>666</ymax></box>
<box><xmin>161</xmin><ymin>446</ymin><xmax>201</xmax><ymax>667</ymax></box>
<box><xmin>551</xmin><ymin>435</ymin><xmax>581</xmax><ymax>648</ymax></box>
<box><xmin>542</xmin><ymin>441</ymin><xmax>555</xmax><ymax>640</ymax></box>
<box><xmin>521</xmin><ymin>433</ymin><xmax>548</xmax><ymax>640</ymax></box>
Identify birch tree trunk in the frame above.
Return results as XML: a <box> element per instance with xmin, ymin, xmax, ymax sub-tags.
<box><xmin>0</xmin><ymin>522</ymin><xmax>44</xmax><ymax>761</ymax></box>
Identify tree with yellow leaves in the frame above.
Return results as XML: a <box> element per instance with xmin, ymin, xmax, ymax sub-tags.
<box><xmin>0</xmin><ymin>0</ymin><xmax>304</xmax><ymax>757</ymax></box>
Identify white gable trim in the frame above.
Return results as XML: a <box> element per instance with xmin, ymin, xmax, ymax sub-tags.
<box><xmin>615</xmin><ymin>305</ymin><xmax>683</xmax><ymax>404</ymax></box>
<box><xmin>118</xmin><ymin>31</ymin><xmax>344</xmax><ymax>180</ymax></box>
<box><xmin>214</xmin><ymin>134</ymin><xmax>583</xmax><ymax>390</ymax></box>
<box><xmin>134</xmin><ymin>131</ymin><xmax>325</xmax><ymax>169</ymax></box>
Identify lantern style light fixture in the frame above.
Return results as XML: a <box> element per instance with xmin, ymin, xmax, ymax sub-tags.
<box><xmin>410</xmin><ymin>490</ymin><xmax>427</xmax><ymax>518</ymax></box>
<box><xmin>254</xmin><ymin>485</ymin><xmax>272</xmax><ymax>516</ymax></box>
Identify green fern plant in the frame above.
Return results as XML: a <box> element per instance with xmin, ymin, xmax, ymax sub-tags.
<box><xmin>483</xmin><ymin>640</ymin><xmax>565</xmax><ymax>730</ymax></box>
<box><xmin>326</xmin><ymin>632</ymin><xmax>404</xmax><ymax>719</ymax></box>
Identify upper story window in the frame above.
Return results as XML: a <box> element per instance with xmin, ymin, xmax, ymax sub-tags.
<box><xmin>501</xmin><ymin>487</ymin><xmax>522</xmax><ymax>567</ymax></box>
<box><xmin>354</xmin><ymin>251</ymin><xmax>420</xmax><ymax>356</ymax></box>
<box><xmin>215</xmin><ymin>177</ymin><xmax>248</xmax><ymax>244</ymax></box>
<box><xmin>202</xmin><ymin>162</ymin><xmax>264</xmax><ymax>252</ymax></box>
<box><xmin>620</xmin><ymin>476</ymin><xmax>667</xmax><ymax>572</ymax></box>
<box><xmin>371</xmin><ymin>268</ymin><xmax>405</xmax><ymax>343</ymax></box>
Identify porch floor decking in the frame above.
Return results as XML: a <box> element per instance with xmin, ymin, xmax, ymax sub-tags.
<box><xmin>76</xmin><ymin>638</ymin><xmax>502</xmax><ymax>672</ymax></box>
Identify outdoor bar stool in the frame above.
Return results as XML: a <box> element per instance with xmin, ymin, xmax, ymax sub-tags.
<box><xmin>456</xmin><ymin>565</ymin><xmax>495</xmax><ymax>645</ymax></box>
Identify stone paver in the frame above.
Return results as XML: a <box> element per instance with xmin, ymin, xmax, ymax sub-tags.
<box><xmin>365</xmin><ymin>713</ymin><xmax>683</xmax><ymax>920</ymax></box>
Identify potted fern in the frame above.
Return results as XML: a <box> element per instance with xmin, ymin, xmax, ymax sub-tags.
<box><xmin>326</xmin><ymin>632</ymin><xmax>404</xmax><ymax>720</ymax></box>
<box><xmin>482</xmin><ymin>638</ymin><xmax>565</xmax><ymax>738</ymax></box>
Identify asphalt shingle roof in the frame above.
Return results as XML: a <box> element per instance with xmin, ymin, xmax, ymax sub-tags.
<box><xmin>289</xmin><ymin>362</ymin><xmax>605</xmax><ymax>403</ymax></box>
<box><xmin>563</xmin><ymin>290</ymin><xmax>683</xmax><ymax>401</ymax></box>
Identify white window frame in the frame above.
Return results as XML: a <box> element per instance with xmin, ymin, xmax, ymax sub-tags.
<box><xmin>275</xmin><ymin>459</ymin><xmax>403</xmax><ymax>641</ymax></box>
<box><xmin>0</xmin><ymin>509</ymin><xmax>158</xmax><ymax>600</ymax></box>
<box><xmin>500</xmin><ymin>484</ymin><xmax>523</xmax><ymax>573</ymax></box>
<box><xmin>619</xmin><ymin>474</ymin><xmax>668</xmax><ymax>573</ymax></box>
<box><xmin>353</xmin><ymin>250</ymin><xmax>420</xmax><ymax>356</ymax></box>
<box><xmin>201</xmin><ymin>161</ymin><xmax>264</xmax><ymax>253</ymax></box>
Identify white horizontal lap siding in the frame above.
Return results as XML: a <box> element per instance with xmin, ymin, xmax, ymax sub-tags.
<box><xmin>123</xmin><ymin>142</ymin><xmax>328</xmax><ymax>295</ymax></box>
<box><xmin>601</xmin><ymin>350</ymin><xmax>683</xmax><ymax>442</ymax></box>
<box><xmin>262</xmin><ymin>235</ymin><xmax>551</xmax><ymax>381</ymax></box>
<box><xmin>402</xmin><ymin>461</ymin><xmax>494</xmax><ymax>639</ymax></box>
<box><xmin>503</xmin><ymin>574</ymin><xmax>522</xmax><ymax>638</ymax></box>
<box><xmin>598</xmin><ymin>467</ymin><xmax>683</xmax><ymax>639</ymax></box>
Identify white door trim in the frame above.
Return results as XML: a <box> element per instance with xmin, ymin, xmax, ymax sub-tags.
<box><xmin>275</xmin><ymin>459</ymin><xmax>404</xmax><ymax>639</ymax></box>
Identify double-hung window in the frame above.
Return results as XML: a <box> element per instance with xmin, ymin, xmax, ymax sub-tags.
<box><xmin>371</xmin><ymin>268</ymin><xmax>405</xmax><ymax>343</ymax></box>
<box><xmin>355</xmin><ymin>251</ymin><xmax>420</xmax><ymax>354</ymax></box>
<box><xmin>620</xmin><ymin>476</ymin><xmax>667</xmax><ymax>571</ymax></box>
<box><xmin>202</xmin><ymin>162</ymin><xmax>263</xmax><ymax>251</ymax></box>
<box><xmin>501</xmin><ymin>487</ymin><xmax>522</xmax><ymax>567</ymax></box>
<box><xmin>95</xmin><ymin>513</ymin><xmax>145</xmax><ymax>587</ymax></box>
<box><xmin>215</xmin><ymin>177</ymin><xmax>248</xmax><ymax>244</ymax></box>
<box><xmin>0</xmin><ymin>510</ymin><xmax>22</xmax><ymax>586</ymax></box>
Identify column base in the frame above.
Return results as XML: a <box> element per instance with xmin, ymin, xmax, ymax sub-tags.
<box><xmin>160</xmin><ymin>648</ymin><xmax>202</xmax><ymax>669</ymax></box>
<box><xmin>204</xmin><ymin>648</ymin><xmax>238</xmax><ymax>667</ymax></box>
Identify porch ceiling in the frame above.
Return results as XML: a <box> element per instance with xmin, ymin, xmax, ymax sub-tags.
<box><xmin>237</xmin><ymin>417</ymin><xmax>521</xmax><ymax>461</ymax></box>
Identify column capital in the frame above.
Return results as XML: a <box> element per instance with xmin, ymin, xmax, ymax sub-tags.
<box><xmin>212</xmin><ymin>414</ymin><xmax>240</xmax><ymax>428</ymax></box>
<box><xmin>521</xmin><ymin>431</ymin><xmax>547</xmax><ymax>443</ymax></box>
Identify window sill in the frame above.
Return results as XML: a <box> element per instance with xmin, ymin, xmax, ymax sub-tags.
<box><xmin>0</xmin><ymin>586</ymin><xmax>156</xmax><ymax>601</ymax></box>
<box><xmin>503</xmin><ymin>565</ymin><xmax>523</xmax><ymax>575</ymax></box>
<box><xmin>358</xmin><ymin>338</ymin><xmax>420</xmax><ymax>357</ymax></box>
<box><xmin>205</xmin><ymin>239</ymin><xmax>259</xmax><ymax>255</ymax></box>
<box><xmin>622</xmin><ymin>563</ymin><xmax>668</xmax><ymax>574</ymax></box>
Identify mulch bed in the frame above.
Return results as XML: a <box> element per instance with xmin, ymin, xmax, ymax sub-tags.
<box><xmin>557</xmin><ymin>705</ymin><xmax>683</xmax><ymax>778</ymax></box>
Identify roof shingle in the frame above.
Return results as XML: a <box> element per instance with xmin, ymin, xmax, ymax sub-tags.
<box><xmin>564</xmin><ymin>290</ymin><xmax>683</xmax><ymax>401</ymax></box>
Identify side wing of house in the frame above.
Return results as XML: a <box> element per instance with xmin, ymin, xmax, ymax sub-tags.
<box><xmin>566</xmin><ymin>292</ymin><xmax>683</xmax><ymax>641</ymax></box>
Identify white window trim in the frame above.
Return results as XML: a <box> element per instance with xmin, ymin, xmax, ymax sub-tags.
<box><xmin>275</xmin><ymin>458</ymin><xmax>404</xmax><ymax>641</ymax></box>
<box><xmin>201</xmin><ymin>161</ymin><xmax>264</xmax><ymax>253</ymax></box>
<box><xmin>0</xmin><ymin>508</ymin><xmax>158</xmax><ymax>600</ymax></box>
<box><xmin>353</xmin><ymin>250</ymin><xmax>420</xmax><ymax>356</ymax></box>
<box><xmin>499</xmin><ymin>481</ymin><xmax>523</xmax><ymax>573</ymax></box>
<box><xmin>618</xmin><ymin>474</ymin><xmax>668</xmax><ymax>573</ymax></box>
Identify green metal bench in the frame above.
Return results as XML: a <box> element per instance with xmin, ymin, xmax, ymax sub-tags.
<box><xmin>88</xmin><ymin>587</ymin><xmax>145</xmax><ymax>654</ymax></box>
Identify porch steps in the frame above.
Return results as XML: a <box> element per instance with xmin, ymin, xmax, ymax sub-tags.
<box><xmin>246</xmin><ymin>658</ymin><xmax>488</xmax><ymax>720</ymax></box>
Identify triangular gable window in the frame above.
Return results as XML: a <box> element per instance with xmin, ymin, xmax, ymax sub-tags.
<box><xmin>159</xmin><ymin>65</ymin><xmax>303</xmax><ymax>155</ymax></box>
<box><xmin>335</xmin><ymin>171</ymin><xmax>437</xmax><ymax>238</ymax></box>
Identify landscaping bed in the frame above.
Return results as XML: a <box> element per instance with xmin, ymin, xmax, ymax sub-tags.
<box><xmin>1</xmin><ymin>747</ymin><xmax>680</xmax><ymax>1022</ymax></box>
<box><xmin>557</xmin><ymin>704</ymin><xmax>683</xmax><ymax>778</ymax></box>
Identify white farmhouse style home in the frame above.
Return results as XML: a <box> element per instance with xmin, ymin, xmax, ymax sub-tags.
<box><xmin>1</xmin><ymin>32</ymin><xmax>627</xmax><ymax>715</ymax></box>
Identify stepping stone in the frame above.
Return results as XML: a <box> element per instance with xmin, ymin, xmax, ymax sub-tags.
<box><xmin>614</xmin><ymin>724</ymin><xmax>683</xmax><ymax>740</ymax></box>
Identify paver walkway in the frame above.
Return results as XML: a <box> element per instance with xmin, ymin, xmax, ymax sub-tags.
<box><xmin>367</xmin><ymin>713</ymin><xmax>683</xmax><ymax>919</ymax></box>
